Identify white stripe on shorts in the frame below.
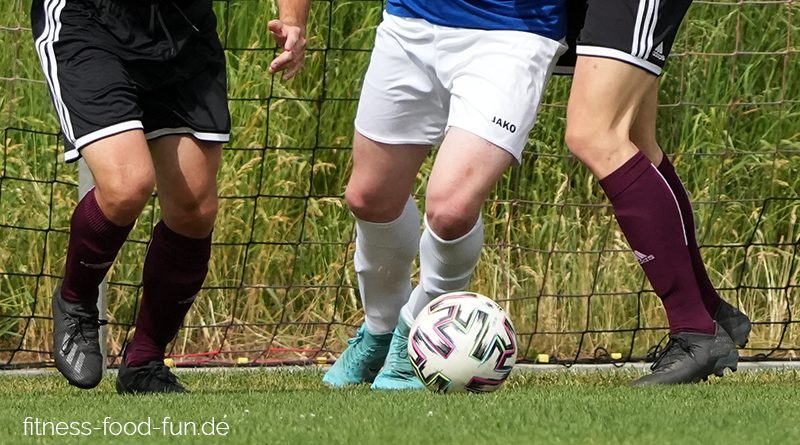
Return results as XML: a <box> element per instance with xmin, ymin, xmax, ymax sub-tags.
<box><xmin>576</xmin><ymin>45</ymin><xmax>662</xmax><ymax>76</ymax></box>
<box><xmin>71</xmin><ymin>120</ymin><xmax>144</xmax><ymax>153</ymax></box>
<box><xmin>34</xmin><ymin>0</ymin><xmax>76</xmax><ymax>144</ymax></box>
<box><xmin>144</xmin><ymin>127</ymin><xmax>230</xmax><ymax>143</ymax></box>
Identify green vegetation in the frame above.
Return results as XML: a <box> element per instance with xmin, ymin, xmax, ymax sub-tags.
<box><xmin>2</xmin><ymin>368</ymin><xmax>800</xmax><ymax>444</ymax></box>
<box><xmin>0</xmin><ymin>1</ymin><xmax>798</xmax><ymax>363</ymax></box>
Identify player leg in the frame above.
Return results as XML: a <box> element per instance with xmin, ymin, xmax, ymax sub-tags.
<box><xmin>322</xmin><ymin>133</ymin><xmax>430</xmax><ymax>388</ymax></box>
<box><xmin>116</xmin><ymin>135</ymin><xmax>221</xmax><ymax>394</ymax></box>
<box><xmin>371</xmin><ymin>27</ymin><xmax>565</xmax><ymax>390</ymax></box>
<box><xmin>323</xmin><ymin>12</ymin><xmax>442</xmax><ymax>388</ymax></box>
<box><xmin>565</xmin><ymin>0</ymin><xmax>737</xmax><ymax>385</ymax></box>
<box><xmin>113</xmin><ymin>11</ymin><xmax>230</xmax><ymax>393</ymax></box>
<box><xmin>630</xmin><ymin>84</ymin><xmax>751</xmax><ymax>347</ymax></box>
<box><xmin>51</xmin><ymin>133</ymin><xmax>155</xmax><ymax>389</ymax></box>
<box><xmin>370</xmin><ymin>130</ymin><xmax>512</xmax><ymax>391</ymax></box>
<box><xmin>32</xmin><ymin>0</ymin><xmax>158</xmax><ymax>389</ymax></box>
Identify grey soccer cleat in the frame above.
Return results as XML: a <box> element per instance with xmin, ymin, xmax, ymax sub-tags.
<box><xmin>52</xmin><ymin>286</ymin><xmax>107</xmax><ymax>389</ymax></box>
<box><xmin>631</xmin><ymin>325</ymin><xmax>738</xmax><ymax>387</ymax></box>
<box><xmin>116</xmin><ymin>360</ymin><xmax>188</xmax><ymax>394</ymax></box>
<box><xmin>714</xmin><ymin>300</ymin><xmax>752</xmax><ymax>348</ymax></box>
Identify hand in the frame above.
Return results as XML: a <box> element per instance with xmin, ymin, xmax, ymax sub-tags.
<box><xmin>268</xmin><ymin>19</ymin><xmax>306</xmax><ymax>80</ymax></box>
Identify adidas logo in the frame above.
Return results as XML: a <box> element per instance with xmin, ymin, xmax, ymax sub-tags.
<box><xmin>652</xmin><ymin>42</ymin><xmax>665</xmax><ymax>61</ymax></box>
<box><xmin>61</xmin><ymin>333</ymin><xmax>86</xmax><ymax>373</ymax></box>
<box><xmin>634</xmin><ymin>250</ymin><xmax>655</xmax><ymax>265</ymax></box>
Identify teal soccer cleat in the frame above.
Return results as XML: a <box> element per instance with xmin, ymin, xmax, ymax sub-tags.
<box><xmin>371</xmin><ymin>315</ymin><xmax>425</xmax><ymax>391</ymax></box>
<box><xmin>323</xmin><ymin>324</ymin><xmax>392</xmax><ymax>388</ymax></box>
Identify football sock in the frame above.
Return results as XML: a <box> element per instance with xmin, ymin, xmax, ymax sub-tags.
<box><xmin>657</xmin><ymin>156</ymin><xmax>722</xmax><ymax>315</ymax></box>
<box><xmin>125</xmin><ymin>221</ymin><xmax>211</xmax><ymax>367</ymax></box>
<box><xmin>61</xmin><ymin>188</ymin><xmax>134</xmax><ymax>304</ymax></box>
<box><xmin>599</xmin><ymin>152</ymin><xmax>715</xmax><ymax>335</ymax></box>
<box><xmin>402</xmin><ymin>215</ymin><xmax>484</xmax><ymax>322</ymax></box>
<box><xmin>354</xmin><ymin>197</ymin><xmax>421</xmax><ymax>334</ymax></box>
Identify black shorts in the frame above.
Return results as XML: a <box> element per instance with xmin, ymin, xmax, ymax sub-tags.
<box><xmin>31</xmin><ymin>0</ymin><xmax>231</xmax><ymax>162</ymax></box>
<box><xmin>557</xmin><ymin>0</ymin><xmax>692</xmax><ymax>76</ymax></box>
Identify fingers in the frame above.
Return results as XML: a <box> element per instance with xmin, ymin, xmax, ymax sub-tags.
<box><xmin>282</xmin><ymin>57</ymin><xmax>305</xmax><ymax>80</ymax></box>
<box><xmin>269</xmin><ymin>50</ymin><xmax>295</xmax><ymax>74</ymax></box>
<box><xmin>268</xmin><ymin>47</ymin><xmax>306</xmax><ymax>80</ymax></box>
<box><xmin>268</xmin><ymin>25</ymin><xmax>307</xmax><ymax>80</ymax></box>
<box><xmin>267</xmin><ymin>19</ymin><xmax>285</xmax><ymax>37</ymax></box>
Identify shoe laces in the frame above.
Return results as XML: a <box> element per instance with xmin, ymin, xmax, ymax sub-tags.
<box><xmin>139</xmin><ymin>362</ymin><xmax>181</xmax><ymax>389</ymax></box>
<box><xmin>63</xmin><ymin>315</ymin><xmax>108</xmax><ymax>353</ymax></box>
<box><xmin>650</xmin><ymin>336</ymin><xmax>694</xmax><ymax>371</ymax></box>
<box><xmin>345</xmin><ymin>329</ymin><xmax>377</xmax><ymax>372</ymax></box>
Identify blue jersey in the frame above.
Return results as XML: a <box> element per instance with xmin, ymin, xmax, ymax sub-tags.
<box><xmin>386</xmin><ymin>0</ymin><xmax>566</xmax><ymax>41</ymax></box>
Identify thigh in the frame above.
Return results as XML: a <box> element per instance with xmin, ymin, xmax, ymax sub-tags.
<box><xmin>426</xmin><ymin>127</ymin><xmax>514</xmax><ymax>223</ymax></box>
<box><xmin>354</xmin><ymin>13</ymin><xmax>449</xmax><ymax>147</ymax></box>
<box><xmin>346</xmin><ymin>131</ymin><xmax>430</xmax><ymax>222</ymax></box>
<box><xmin>576</xmin><ymin>0</ymin><xmax>693</xmax><ymax>76</ymax></box>
<box><xmin>566</xmin><ymin>56</ymin><xmax>657</xmax><ymax>177</ymax></box>
<box><xmin>568</xmin><ymin>56</ymin><xmax>657</xmax><ymax>134</ymax></box>
<box><xmin>438</xmin><ymin>27</ymin><xmax>565</xmax><ymax>163</ymax></box>
<box><xmin>149</xmin><ymin>135</ymin><xmax>222</xmax><ymax>236</ymax></box>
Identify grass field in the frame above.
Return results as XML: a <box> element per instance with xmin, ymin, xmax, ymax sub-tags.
<box><xmin>1</xmin><ymin>368</ymin><xmax>799</xmax><ymax>445</ymax></box>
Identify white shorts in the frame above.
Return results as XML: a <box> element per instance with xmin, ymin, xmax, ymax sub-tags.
<box><xmin>355</xmin><ymin>12</ymin><xmax>566</xmax><ymax>162</ymax></box>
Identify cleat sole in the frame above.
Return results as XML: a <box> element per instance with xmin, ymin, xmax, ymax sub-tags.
<box><xmin>712</xmin><ymin>349</ymin><xmax>739</xmax><ymax>378</ymax></box>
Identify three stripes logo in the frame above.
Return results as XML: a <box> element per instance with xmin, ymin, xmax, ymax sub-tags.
<box><xmin>632</xmin><ymin>0</ymin><xmax>663</xmax><ymax>61</ymax></box>
<box><xmin>634</xmin><ymin>250</ymin><xmax>656</xmax><ymax>265</ymax></box>
<box><xmin>60</xmin><ymin>333</ymin><xmax>86</xmax><ymax>374</ymax></box>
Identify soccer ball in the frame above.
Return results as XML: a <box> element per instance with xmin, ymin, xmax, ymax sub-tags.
<box><xmin>408</xmin><ymin>291</ymin><xmax>517</xmax><ymax>393</ymax></box>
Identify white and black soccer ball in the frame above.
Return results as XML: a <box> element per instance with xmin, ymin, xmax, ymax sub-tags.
<box><xmin>408</xmin><ymin>291</ymin><xmax>517</xmax><ymax>393</ymax></box>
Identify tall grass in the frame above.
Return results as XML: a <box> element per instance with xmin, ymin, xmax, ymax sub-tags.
<box><xmin>0</xmin><ymin>0</ymin><xmax>798</xmax><ymax>365</ymax></box>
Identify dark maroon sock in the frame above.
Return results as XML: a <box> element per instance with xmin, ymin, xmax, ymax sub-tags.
<box><xmin>599</xmin><ymin>152</ymin><xmax>715</xmax><ymax>335</ymax></box>
<box><xmin>61</xmin><ymin>189</ymin><xmax>134</xmax><ymax>304</ymax></box>
<box><xmin>125</xmin><ymin>221</ymin><xmax>212</xmax><ymax>367</ymax></box>
<box><xmin>657</xmin><ymin>156</ymin><xmax>722</xmax><ymax>315</ymax></box>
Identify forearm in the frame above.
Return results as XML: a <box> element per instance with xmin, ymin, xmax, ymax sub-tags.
<box><xmin>276</xmin><ymin>0</ymin><xmax>311</xmax><ymax>30</ymax></box>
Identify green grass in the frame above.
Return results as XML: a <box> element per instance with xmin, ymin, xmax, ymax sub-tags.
<box><xmin>1</xmin><ymin>0</ymin><xmax>799</xmax><ymax>364</ymax></box>
<box><xmin>1</xmin><ymin>368</ymin><xmax>800</xmax><ymax>444</ymax></box>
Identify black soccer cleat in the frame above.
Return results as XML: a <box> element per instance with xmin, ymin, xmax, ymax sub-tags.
<box><xmin>714</xmin><ymin>300</ymin><xmax>752</xmax><ymax>348</ymax></box>
<box><xmin>631</xmin><ymin>325</ymin><xmax>738</xmax><ymax>387</ymax></box>
<box><xmin>52</xmin><ymin>285</ymin><xmax>107</xmax><ymax>389</ymax></box>
<box><xmin>116</xmin><ymin>360</ymin><xmax>188</xmax><ymax>394</ymax></box>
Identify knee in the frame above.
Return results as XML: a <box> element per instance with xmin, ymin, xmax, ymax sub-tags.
<box><xmin>165</xmin><ymin>195</ymin><xmax>218</xmax><ymax>238</ymax></box>
<box><xmin>95</xmin><ymin>171</ymin><xmax>155</xmax><ymax>224</ymax></box>
<box><xmin>424</xmin><ymin>197</ymin><xmax>478</xmax><ymax>240</ymax></box>
<box><xmin>565</xmin><ymin>120</ymin><xmax>631</xmax><ymax>169</ymax></box>
<box><xmin>565</xmin><ymin>121</ymin><xmax>604</xmax><ymax>162</ymax></box>
<box><xmin>345</xmin><ymin>185</ymin><xmax>405</xmax><ymax>223</ymax></box>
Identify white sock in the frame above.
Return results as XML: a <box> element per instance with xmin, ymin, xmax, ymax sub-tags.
<box><xmin>354</xmin><ymin>197</ymin><xmax>420</xmax><ymax>334</ymax></box>
<box><xmin>401</xmin><ymin>215</ymin><xmax>484</xmax><ymax>322</ymax></box>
